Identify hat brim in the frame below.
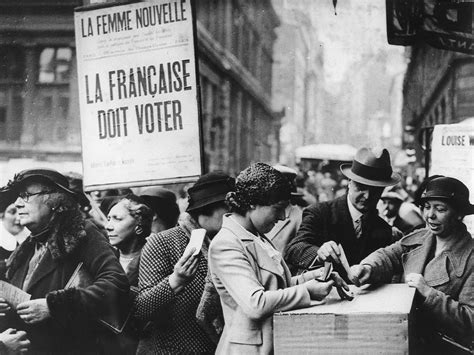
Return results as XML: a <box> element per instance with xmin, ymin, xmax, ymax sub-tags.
<box><xmin>186</xmin><ymin>193</ymin><xmax>228</xmax><ymax>212</ymax></box>
<box><xmin>340</xmin><ymin>164</ymin><xmax>401</xmax><ymax>187</ymax></box>
<box><xmin>0</xmin><ymin>174</ymin><xmax>80</xmax><ymax>204</ymax></box>
<box><xmin>420</xmin><ymin>195</ymin><xmax>474</xmax><ymax>215</ymax></box>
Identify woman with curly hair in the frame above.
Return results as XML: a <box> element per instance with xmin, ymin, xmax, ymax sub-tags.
<box><xmin>106</xmin><ymin>194</ymin><xmax>153</xmax><ymax>287</ymax></box>
<box><xmin>0</xmin><ymin>168</ymin><xmax>129</xmax><ymax>354</ymax></box>
<box><xmin>209</xmin><ymin>163</ymin><xmax>346</xmax><ymax>355</ymax></box>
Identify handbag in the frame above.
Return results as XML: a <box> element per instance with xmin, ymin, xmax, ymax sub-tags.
<box><xmin>66</xmin><ymin>261</ymin><xmax>136</xmax><ymax>334</ymax></box>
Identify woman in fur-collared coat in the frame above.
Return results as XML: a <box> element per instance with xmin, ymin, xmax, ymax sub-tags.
<box><xmin>0</xmin><ymin>169</ymin><xmax>129</xmax><ymax>354</ymax></box>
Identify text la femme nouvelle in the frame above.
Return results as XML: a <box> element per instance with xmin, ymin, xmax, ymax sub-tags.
<box><xmin>85</xmin><ymin>60</ymin><xmax>192</xmax><ymax>139</ymax></box>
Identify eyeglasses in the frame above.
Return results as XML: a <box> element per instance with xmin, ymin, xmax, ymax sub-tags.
<box><xmin>18</xmin><ymin>191</ymin><xmax>53</xmax><ymax>202</ymax></box>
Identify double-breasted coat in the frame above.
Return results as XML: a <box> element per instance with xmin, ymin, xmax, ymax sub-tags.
<box><xmin>209</xmin><ymin>215</ymin><xmax>312</xmax><ymax>355</ymax></box>
<box><xmin>361</xmin><ymin>226</ymin><xmax>473</xmax><ymax>347</ymax></box>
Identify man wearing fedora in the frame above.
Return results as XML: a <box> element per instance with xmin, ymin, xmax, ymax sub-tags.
<box><xmin>135</xmin><ymin>171</ymin><xmax>234</xmax><ymax>354</ymax></box>
<box><xmin>381</xmin><ymin>187</ymin><xmax>424</xmax><ymax>235</ymax></box>
<box><xmin>285</xmin><ymin>147</ymin><xmax>401</xmax><ymax>275</ymax></box>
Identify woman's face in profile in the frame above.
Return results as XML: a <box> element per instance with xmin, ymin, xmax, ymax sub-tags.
<box><xmin>2</xmin><ymin>203</ymin><xmax>23</xmax><ymax>235</ymax></box>
<box><xmin>106</xmin><ymin>200</ymin><xmax>137</xmax><ymax>248</ymax></box>
<box><xmin>250</xmin><ymin>200</ymin><xmax>289</xmax><ymax>234</ymax></box>
<box><xmin>422</xmin><ymin>199</ymin><xmax>459</xmax><ymax>238</ymax></box>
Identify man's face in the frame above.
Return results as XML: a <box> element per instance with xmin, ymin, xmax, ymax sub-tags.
<box><xmin>15</xmin><ymin>182</ymin><xmax>55</xmax><ymax>232</ymax></box>
<box><xmin>348</xmin><ymin>180</ymin><xmax>384</xmax><ymax>213</ymax></box>
<box><xmin>382</xmin><ymin>198</ymin><xmax>401</xmax><ymax>218</ymax></box>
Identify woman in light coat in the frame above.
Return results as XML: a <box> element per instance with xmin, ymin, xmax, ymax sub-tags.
<box><xmin>209</xmin><ymin>163</ymin><xmax>346</xmax><ymax>355</ymax></box>
<box><xmin>351</xmin><ymin>176</ymin><xmax>473</xmax><ymax>353</ymax></box>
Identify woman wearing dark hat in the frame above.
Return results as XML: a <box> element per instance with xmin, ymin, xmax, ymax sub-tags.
<box><xmin>0</xmin><ymin>168</ymin><xmax>129</xmax><ymax>354</ymax></box>
<box><xmin>351</xmin><ymin>176</ymin><xmax>473</xmax><ymax>352</ymax></box>
<box><xmin>139</xmin><ymin>187</ymin><xmax>180</xmax><ymax>233</ymax></box>
<box><xmin>209</xmin><ymin>163</ymin><xmax>347</xmax><ymax>355</ymax></box>
<box><xmin>135</xmin><ymin>171</ymin><xmax>235</xmax><ymax>354</ymax></box>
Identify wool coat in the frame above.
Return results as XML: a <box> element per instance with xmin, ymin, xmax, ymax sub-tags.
<box><xmin>361</xmin><ymin>226</ymin><xmax>473</xmax><ymax>347</ymax></box>
<box><xmin>209</xmin><ymin>215</ymin><xmax>312</xmax><ymax>355</ymax></box>
<box><xmin>285</xmin><ymin>194</ymin><xmax>393</xmax><ymax>273</ymax></box>
<box><xmin>4</xmin><ymin>217</ymin><xmax>129</xmax><ymax>354</ymax></box>
<box><xmin>134</xmin><ymin>215</ymin><xmax>216</xmax><ymax>354</ymax></box>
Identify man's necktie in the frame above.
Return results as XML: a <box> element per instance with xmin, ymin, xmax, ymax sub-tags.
<box><xmin>354</xmin><ymin>217</ymin><xmax>363</xmax><ymax>239</ymax></box>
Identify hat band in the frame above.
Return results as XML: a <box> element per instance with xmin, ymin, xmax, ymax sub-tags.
<box><xmin>351</xmin><ymin>160</ymin><xmax>392</xmax><ymax>181</ymax></box>
<box><xmin>188</xmin><ymin>183</ymin><xmax>231</xmax><ymax>205</ymax></box>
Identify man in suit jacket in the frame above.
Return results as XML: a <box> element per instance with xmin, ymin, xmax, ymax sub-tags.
<box><xmin>285</xmin><ymin>147</ymin><xmax>401</xmax><ymax>274</ymax></box>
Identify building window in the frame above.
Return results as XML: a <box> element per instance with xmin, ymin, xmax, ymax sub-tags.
<box><xmin>0</xmin><ymin>46</ymin><xmax>25</xmax><ymax>81</ymax></box>
<box><xmin>38</xmin><ymin>47</ymin><xmax>73</xmax><ymax>83</ymax></box>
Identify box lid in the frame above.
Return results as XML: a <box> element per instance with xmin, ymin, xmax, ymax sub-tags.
<box><xmin>277</xmin><ymin>284</ymin><xmax>415</xmax><ymax>316</ymax></box>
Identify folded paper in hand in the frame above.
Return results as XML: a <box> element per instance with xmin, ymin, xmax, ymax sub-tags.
<box><xmin>0</xmin><ymin>281</ymin><xmax>31</xmax><ymax>308</ymax></box>
<box><xmin>184</xmin><ymin>228</ymin><xmax>206</xmax><ymax>256</ymax></box>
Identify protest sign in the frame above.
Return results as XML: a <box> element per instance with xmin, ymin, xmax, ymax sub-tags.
<box><xmin>74</xmin><ymin>0</ymin><xmax>203</xmax><ymax>190</ymax></box>
<box><xmin>430</xmin><ymin>122</ymin><xmax>474</xmax><ymax>234</ymax></box>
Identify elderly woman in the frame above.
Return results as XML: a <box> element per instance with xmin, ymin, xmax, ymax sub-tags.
<box><xmin>209</xmin><ymin>163</ymin><xmax>345</xmax><ymax>355</ymax></box>
<box><xmin>106</xmin><ymin>194</ymin><xmax>153</xmax><ymax>286</ymax></box>
<box><xmin>0</xmin><ymin>168</ymin><xmax>129</xmax><ymax>354</ymax></box>
<box><xmin>351</xmin><ymin>176</ymin><xmax>473</xmax><ymax>352</ymax></box>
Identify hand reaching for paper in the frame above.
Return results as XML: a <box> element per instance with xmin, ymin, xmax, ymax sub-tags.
<box><xmin>316</xmin><ymin>241</ymin><xmax>341</xmax><ymax>264</ymax></box>
<box><xmin>349</xmin><ymin>264</ymin><xmax>372</xmax><ymax>286</ymax></box>
<box><xmin>0</xmin><ymin>297</ymin><xmax>11</xmax><ymax>316</ymax></box>
<box><xmin>17</xmin><ymin>299</ymin><xmax>51</xmax><ymax>324</ymax></box>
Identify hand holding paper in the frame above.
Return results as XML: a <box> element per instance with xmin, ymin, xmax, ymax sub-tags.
<box><xmin>169</xmin><ymin>229</ymin><xmax>206</xmax><ymax>293</ymax></box>
<box><xmin>337</xmin><ymin>243</ymin><xmax>354</xmax><ymax>281</ymax></box>
<box><xmin>184</xmin><ymin>228</ymin><xmax>206</xmax><ymax>256</ymax></box>
<box><xmin>0</xmin><ymin>281</ymin><xmax>31</xmax><ymax>309</ymax></box>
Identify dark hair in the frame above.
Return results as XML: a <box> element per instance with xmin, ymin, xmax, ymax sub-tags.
<box><xmin>226</xmin><ymin>162</ymin><xmax>291</xmax><ymax>215</ymax></box>
<box><xmin>120</xmin><ymin>194</ymin><xmax>154</xmax><ymax>242</ymax></box>
<box><xmin>140</xmin><ymin>194</ymin><xmax>180</xmax><ymax>230</ymax></box>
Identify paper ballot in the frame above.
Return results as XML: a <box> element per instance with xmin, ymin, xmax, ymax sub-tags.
<box><xmin>184</xmin><ymin>228</ymin><xmax>206</xmax><ymax>256</ymax></box>
<box><xmin>338</xmin><ymin>244</ymin><xmax>354</xmax><ymax>280</ymax></box>
<box><xmin>0</xmin><ymin>281</ymin><xmax>31</xmax><ymax>308</ymax></box>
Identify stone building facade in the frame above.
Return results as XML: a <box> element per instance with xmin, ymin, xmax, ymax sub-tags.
<box><xmin>402</xmin><ymin>44</ymin><xmax>474</xmax><ymax>170</ymax></box>
<box><xmin>0</xmin><ymin>0</ymin><xmax>281</xmax><ymax>182</ymax></box>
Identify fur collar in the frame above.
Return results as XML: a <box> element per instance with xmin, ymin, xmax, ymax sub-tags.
<box><xmin>6</xmin><ymin>209</ymin><xmax>86</xmax><ymax>278</ymax></box>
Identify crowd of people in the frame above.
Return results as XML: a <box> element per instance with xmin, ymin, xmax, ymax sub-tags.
<box><xmin>0</xmin><ymin>146</ymin><xmax>471</xmax><ymax>354</ymax></box>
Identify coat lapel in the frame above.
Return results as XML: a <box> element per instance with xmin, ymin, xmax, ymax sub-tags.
<box><xmin>244</xmin><ymin>242</ymin><xmax>286</xmax><ymax>284</ymax></box>
<box><xmin>25</xmin><ymin>250</ymin><xmax>57</xmax><ymax>293</ymax></box>
<box><xmin>402</xmin><ymin>234</ymin><xmax>434</xmax><ymax>275</ymax></box>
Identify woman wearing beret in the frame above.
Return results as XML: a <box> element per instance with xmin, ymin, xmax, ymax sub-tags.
<box><xmin>351</xmin><ymin>176</ymin><xmax>473</xmax><ymax>353</ymax></box>
<box><xmin>0</xmin><ymin>168</ymin><xmax>129</xmax><ymax>354</ymax></box>
<box><xmin>209</xmin><ymin>163</ymin><xmax>346</xmax><ymax>355</ymax></box>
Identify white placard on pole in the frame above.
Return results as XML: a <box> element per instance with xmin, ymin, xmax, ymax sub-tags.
<box><xmin>430</xmin><ymin>122</ymin><xmax>474</xmax><ymax>235</ymax></box>
<box><xmin>74</xmin><ymin>0</ymin><xmax>202</xmax><ymax>191</ymax></box>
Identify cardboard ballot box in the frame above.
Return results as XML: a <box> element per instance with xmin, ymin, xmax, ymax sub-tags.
<box><xmin>273</xmin><ymin>284</ymin><xmax>416</xmax><ymax>354</ymax></box>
